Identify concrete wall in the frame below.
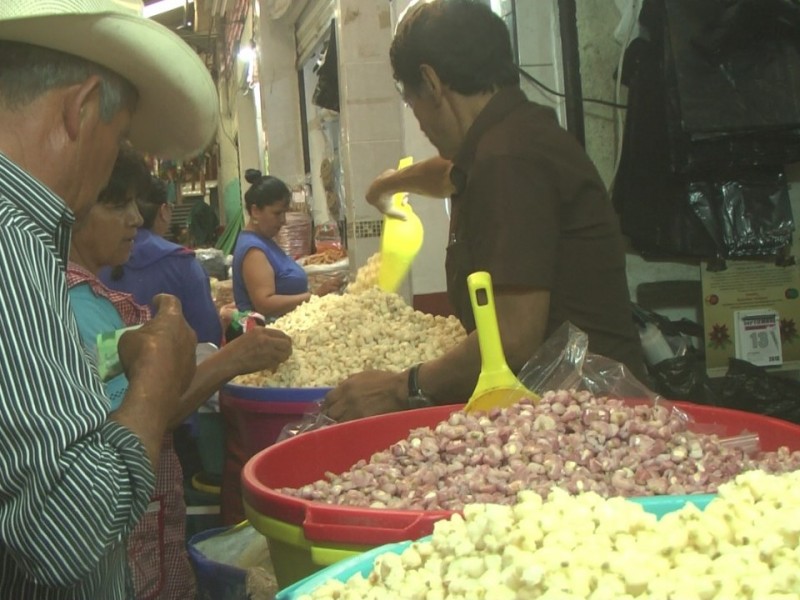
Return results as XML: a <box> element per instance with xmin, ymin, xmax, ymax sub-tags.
<box><xmin>217</xmin><ymin>69</ymin><xmax>242</xmax><ymax>226</ymax></box>
<box><xmin>334</xmin><ymin>0</ymin><xmax>414</xmax><ymax>298</ymax></box>
<box><xmin>257</xmin><ymin>8</ymin><xmax>306</xmax><ymax>184</ymax></box>
<box><xmin>389</xmin><ymin>0</ymin><xmax>452</xmax><ymax>300</ymax></box>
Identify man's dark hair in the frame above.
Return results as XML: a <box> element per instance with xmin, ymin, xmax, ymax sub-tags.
<box><xmin>390</xmin><ymin>0</ymin><xmax>519</xmax><ymax>96</ymax></box>
<box><xmin>136</xmin><ymin>176</ymin><xmax>169</xmax><ymax>230</ymax></box>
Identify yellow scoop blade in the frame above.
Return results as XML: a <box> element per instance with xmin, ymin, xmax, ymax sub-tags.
<box><xmin>465</xmin><ymin>271</ymin><xmax>539</xmax><ymax>413</ymax></box>
<box><xmin>378</xmin><ymin>156</ymin><xmax>424</xmax><ymax>293</ymax></box>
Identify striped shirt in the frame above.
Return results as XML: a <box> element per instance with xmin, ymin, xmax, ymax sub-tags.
<box><xmin>0</xmin><ymin>152</ymin><xmax>155</xmax><ymax>599</ymax></box>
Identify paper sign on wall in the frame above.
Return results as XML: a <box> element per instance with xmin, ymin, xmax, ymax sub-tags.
<box><xmin>701</xmin><ymin>259</ymin><xmax>800</xmax><ymax>377</ymax></box>
<box><xmin>733</xmin><ymin>309</ymin><xmax>783</xmax><ymax>367</ymax></box>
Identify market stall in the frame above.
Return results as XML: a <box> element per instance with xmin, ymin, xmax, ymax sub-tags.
<box><xmin>189</xmin><ymin>260</ymin><xmax>800</xmax><ymax>599</ymax></box>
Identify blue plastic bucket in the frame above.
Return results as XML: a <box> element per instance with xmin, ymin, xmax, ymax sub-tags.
<box><xmin>188</xmin><ymin>525</ymin><xmax>249</xmax><ymax>600</ymax></box>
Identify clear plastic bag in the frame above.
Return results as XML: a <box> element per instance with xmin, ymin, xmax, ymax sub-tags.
<box><xmin>519</xmin><ymin>321</ymin><xmax>661</xmax><ymax>402</ymax></box>
<box><xmin>275</xmin><ymin>400</ymin><xmax>336</xmax><ymax>443</ymax></box>
<box><xmin>518</xmin><ymin>321</ymin><xmax>760</xmax><ymax>449</ymax></box>
<box><xmin>195</xmin><ymin>247</ymin><xmax>228</xmax><ymax>279</ymax></box>
<box><xmin>518</xmin><ymin>321</ymin><xmax>760</xmax><ymax>453</ymax></box>
<box><xmin>188</xmin><ymin>522</ymin><xmax>277</xmax><ymax>600</ymax></box>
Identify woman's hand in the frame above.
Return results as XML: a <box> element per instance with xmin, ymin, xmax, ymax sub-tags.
<box><xmin>219</xmin><ymin>302</ymin><xmax>238</xmax><ymax>330</ymax></box>
<box><xmin>314</xmin><ymin>274</ymin><xmax>345</xmax><ymax>297</ymax></box>
<box><xmin>226</xmin><ymin>326</ymin><xmax>292</xmax><ymax>375</ymax></box>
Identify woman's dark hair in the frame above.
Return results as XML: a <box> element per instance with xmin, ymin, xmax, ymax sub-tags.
<box><xmin>97</xmin><ymin>145</ymin><xmax>151</xmax><ymax>207</ymax></box>
<box><xmin>390</xmin><ymin>0</ymin><xmax>519</xmax><ymax>96</ymax></box>
<box><xmin>99</xmin><ymin>146</ymin><xmax>151</xmax><ymax>282</ymax></box>
<box><xmin>136</xmin><ymin>176</ymin><xmax>169</xmax><ymax>230</ymax></box>
<box><xmin>243</xmin><ymin>169</ymin><xmax>291</xmax><ymax>214</ymax></box>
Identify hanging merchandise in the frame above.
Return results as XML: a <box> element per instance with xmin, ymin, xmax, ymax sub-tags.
<box><xmin>662</xmin><ymin>0</ymin><xmax>800</xmax><ymax>174</ymax></box>
<box><xmin>612</xmin><ymin>0</ymin><xmax>798</xmax><ymax>260</ymax></box>
<box><xmin>275</xmin><ymin>187</ymin><xmax>313</xmax><ymax>259</ymax></box>
<box><xmin>320</xmin><ymin>112</ymin><xmax>344</xmax><ymax>224</ymax></box>
<box><xmin>296</xmin><ymin>0</ymin><xmax>335</xmax><ymax>66</ymax></box>
<box><xmin>688</xmin><ymin>170</ymin><xmax>794</xmax><ymax>259</ymax></box>
<box><xmin>320</xmin><ymin>157</ymin><xmax>341</xmax><ymax>221</ymax></box>
<box><xmin>311</xmin><ymin>20</ymin><xmax>339</xmax><ymax>112</ymax></box>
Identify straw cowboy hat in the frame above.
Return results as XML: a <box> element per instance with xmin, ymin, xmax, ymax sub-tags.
<box><xmin>0</xmin><ymin>0</ymin><xmax>219</xmax><ymax>159</ymax></box>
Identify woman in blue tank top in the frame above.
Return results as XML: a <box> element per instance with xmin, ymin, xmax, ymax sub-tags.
<box><xmin>233</xmin><ymin>170</ymin><xmax>331</xmax><ymax>318</ymax></box>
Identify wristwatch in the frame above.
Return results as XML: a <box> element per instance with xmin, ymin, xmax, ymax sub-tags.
<box><xmin>406</xmin><ymin>363</ymin><xmax>434</xmax><ymax>409</ymax></box>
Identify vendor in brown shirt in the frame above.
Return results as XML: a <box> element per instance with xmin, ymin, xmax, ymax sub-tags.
<box><xmin>324</xmin><ymin>0</ymin><xmax>647</xmax><ymax>421</ymax></box>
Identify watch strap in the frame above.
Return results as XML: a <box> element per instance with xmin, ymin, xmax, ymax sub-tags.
<box><xmin>406</xmin><ymin>363</ymin><xmax>433</xmax><ymax>409</ymax></box>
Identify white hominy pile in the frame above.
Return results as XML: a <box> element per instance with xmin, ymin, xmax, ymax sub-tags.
<box><xmin>301</xmin><ymin>469</ymin><xmax>800</xmax><ymax>600</ymax></box>
<box><xmin>235</xmin><ymin>289</ymin><xmax>465</xmax><ymax>388</ymax></box>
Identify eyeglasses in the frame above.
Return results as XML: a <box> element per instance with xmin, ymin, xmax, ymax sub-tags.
<box><xmin>394</xmin><ymin>80</ymin><xmax>415</xmax><ymax>108</ymax></box>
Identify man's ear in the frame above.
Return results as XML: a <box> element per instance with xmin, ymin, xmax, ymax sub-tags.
<box><xmin>419</xmin><ymin>64</ymin><xmax>444</xmax><ymax>104</ymax></box>
<box><xmin>63</xmin><ymin>75</ymin><xmax>103</xmax><ymax>141</ymax></box>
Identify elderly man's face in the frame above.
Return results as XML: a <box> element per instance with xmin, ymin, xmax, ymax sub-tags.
<box><xmin>71</xmin><ymin>99</ymin><xmax>133</xmax><ymax>223</ymax></box>
<box><xmin>400</xmin><ymin>67</ymin><xmax>463</xmax><ymax>160</ymax></box>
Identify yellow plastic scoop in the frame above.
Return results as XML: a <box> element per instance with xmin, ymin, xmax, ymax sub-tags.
<box><xmin>378</xmin><ymin>156</ymin><xmax>424</xmax><ymax>293</ymax></box>
<box><xmin>465</xmin><ymin>271</ymin><xmax>539</xmax><ymax>413</ymax></box>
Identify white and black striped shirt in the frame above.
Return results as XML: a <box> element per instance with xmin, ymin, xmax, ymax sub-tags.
<box><xmin>0</xmin><ymin>152</ymin><xmax>155</xmax><ymax>599</ymax></box>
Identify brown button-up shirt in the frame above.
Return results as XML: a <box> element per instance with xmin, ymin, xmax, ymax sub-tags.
<box><xmin>445</xmin><ymin>87</ymin><xmax>646</xmax><ymax>379</ymax></box>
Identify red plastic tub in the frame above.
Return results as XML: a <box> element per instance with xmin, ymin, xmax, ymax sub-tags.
<box><xmin>242</xmin><ymin>401</ymin><xmax>800</xmax><ymax>545</ymax></box>
<box><xmin>220</xmin><ymin>384</ymin><xmax>331</xmax><ymax>524</ymax></box>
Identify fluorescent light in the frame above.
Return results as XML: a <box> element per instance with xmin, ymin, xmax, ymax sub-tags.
<box><xmin>143</xmin><ymin>0</ymin><xmax>194</xmax><ymax>18</ymax></box>
<box><xmin>238</xmin><ymin>44</ymin><xmax>255</xmax><ymax>63</ymax></box>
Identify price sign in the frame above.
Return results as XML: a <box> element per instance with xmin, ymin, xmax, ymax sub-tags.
<box><xmin>734</xmin><ymin>309</ymin><xmax>783</xmax><ymax>367</ymax></box>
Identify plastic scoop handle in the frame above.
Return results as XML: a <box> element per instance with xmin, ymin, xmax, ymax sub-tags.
<box><xmin>465</xmin><ymin>271</ymin><xmax>539</xmax><ymax>412</ymax></box>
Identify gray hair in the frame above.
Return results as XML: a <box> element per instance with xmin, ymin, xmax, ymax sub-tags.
<box><xmin>0</xmin><ymin>40</ymin><xmax>138</xmax><ymax>121</ymax></box>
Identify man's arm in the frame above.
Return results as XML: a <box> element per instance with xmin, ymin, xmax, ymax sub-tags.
<box><xmin>167</xmin><ymin>326</ymin><xmax>292</xmax><ymax>426</ymax></box>
<box><xmin>323</xmin><ymin>288</ymin><xmax>549</xmax><ymax>421</ymax></box>
<box><xmin>111</xmin><ymin>294</ymin><xmax>197</xmax><ymax>466</ymax></box>
<box><xmin>0</xmin><ymin>234</ymin><xmax>159</xmax><ymax>587</ymax></box>
<box><xmin>366</xmin><ymin>156</ymin><xmax>456</xmax><ymax>217</ymax></box>
<box><xmin>178</xmin><ymin>258</ymin><xmax>224</xmax><ymax>345</ymax></box>
<box><xmin>418</xmin><ymin>288</ymin><xmax>550</xmax><ymax>401</ymax></box>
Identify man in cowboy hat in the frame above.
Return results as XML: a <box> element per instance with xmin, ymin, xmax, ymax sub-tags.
<box><xmin>0</xmin><ymin>1</ymin><xmax>219</xmax><ymax>597</ymax></box>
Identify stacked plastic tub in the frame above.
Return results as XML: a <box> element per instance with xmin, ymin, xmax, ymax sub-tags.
<box><xmin>220</xmin><ymin>383</ymin><xmax>331</xmax><ymax>525</ymax></box>
<box><xmin>241</xmin><ymin>401</ymin><xmax>800</xmax><ymax>591</ymax></box>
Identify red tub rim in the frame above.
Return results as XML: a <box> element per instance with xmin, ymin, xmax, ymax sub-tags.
<box><xmin>241</xmin><ymin>400</ymin><xmax>800</xmax><ymax>546</ymax></box>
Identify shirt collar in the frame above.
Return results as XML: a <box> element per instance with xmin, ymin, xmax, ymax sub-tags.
<box><xmin>0</xmin><ymin>151</ymin><xmax>75</xmax><ymax>263</ymax></box>
<box><xmin>67</xmin><ymin>261</ymin><xmax>151</xmax><ymax>327</ymax></box>
<box><xmin>450</xmin><ymin>87</ymin><xmax>530</xmax><ymax>194</ymax></box>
